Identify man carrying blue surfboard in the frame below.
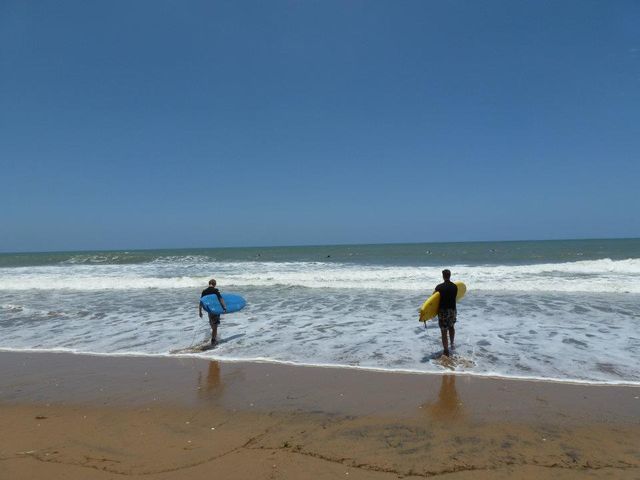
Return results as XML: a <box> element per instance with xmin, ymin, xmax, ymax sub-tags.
<box><xmin>199</xmin><ymin>279</ymin><xmax>227</xmax><ymax>345</ymax></box>
<box><xmin>435</xmin><ymin>269</ymin><xmax>458</xmax><ymax>357</ymax></box>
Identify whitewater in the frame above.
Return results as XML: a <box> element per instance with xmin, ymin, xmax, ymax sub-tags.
<box><xmin>1</xmin><ymin>240</ymin><xmax>639</xmax><ymax>385</ymax></box>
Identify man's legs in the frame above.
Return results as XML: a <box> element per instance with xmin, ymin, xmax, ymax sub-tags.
<box><xmin>440</xmin><ymin>328</ymin><xmax>450</xmax><ymax>356</ymax></box>
<box><xmin>209</xmin><ymin>314</ymin><xmax>220</xmax><ymax>344</ymax></box>
<box><xmin>438</xmin><ymin>309</ymin><xmax>456</xmax><ymax>356</ymax></box>
<box><xmin>211</xmin><ymin>324</ymin><xmax>218</xmax><ymax>344</ymax></box>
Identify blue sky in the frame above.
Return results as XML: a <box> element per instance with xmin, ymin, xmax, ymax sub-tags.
<box><xmin>1</xmin><ymin>0</ymin><xmax>639</xmax><ymax>252</ymax></box>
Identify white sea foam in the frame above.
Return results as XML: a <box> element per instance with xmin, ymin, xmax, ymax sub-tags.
<box><xmin>1</xmin><ymin>258</ymin><xmax>639</xmax><ymax>293</ymax></box>
<box><xmin>2</xmin><ymin>282</ymin><xmax>640</xmax><ymax>384</ymax></box>
<box><xmin>2</xmin><ymin>255</ymin><xmax>639</xmax><ymax>384</ymax></box>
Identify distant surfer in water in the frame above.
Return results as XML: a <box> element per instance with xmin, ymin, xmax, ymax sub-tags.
<box><xmin>434</xmin><ymin>269</ymin><xmax>458</xmax><ymax>357</ymax></box>
<box><xmin>199</xmin><ymin>279</ymin><xmax>227</xmax><ymax>345</ymax></box>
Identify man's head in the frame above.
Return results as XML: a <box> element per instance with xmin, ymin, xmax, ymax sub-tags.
<box><xmin>208</xmin><ymin>279</ymin><xmax>217</xmax><ymax>287</ymax></box>
<box><xmin>442</xmin><ymin>269</ymin><xmax>451</xmax><ymax>281</ymax></box>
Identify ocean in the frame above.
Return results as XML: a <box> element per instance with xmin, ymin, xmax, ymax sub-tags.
<box><xmin>1</xmin><ymin>239</ymin><xmax>639</xmax><ymax>385</ymax></box>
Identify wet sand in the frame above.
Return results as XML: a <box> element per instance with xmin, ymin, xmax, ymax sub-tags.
<box><xmin>0</xmin><ymin>351</ymin><xmax>638</xmax><ymax>479</ymax></box>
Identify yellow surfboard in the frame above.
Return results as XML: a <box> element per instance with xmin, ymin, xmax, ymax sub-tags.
<box><xmin>419</xmin><ymin>281</ymin><xmax>467</xmax><ymax>322</ymax></box>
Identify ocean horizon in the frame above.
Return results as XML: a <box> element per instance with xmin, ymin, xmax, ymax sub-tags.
<box><xmin>2</xmin><ymin>236</ymin><xmax>639</xmax><ymax>256</ymax></box>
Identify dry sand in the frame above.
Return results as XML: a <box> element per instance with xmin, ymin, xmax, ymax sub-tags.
<box><xmin>0</xmin><ymin>351</ymin><xmax>638</xmax><ymax>479</ymax></box>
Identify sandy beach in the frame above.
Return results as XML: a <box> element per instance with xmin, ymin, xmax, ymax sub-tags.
<box><xmin>3</xmin><ymin>0</ymin><xmax>639</xmax><ymax>477</ymax></box>
<box><xmin>0</xmin><ymin>351</ymin><xmax>638</xmax><ymax>479</ymax></box>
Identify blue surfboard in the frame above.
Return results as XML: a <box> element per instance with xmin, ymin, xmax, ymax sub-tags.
<box><xmin>200</xmin><ymin>293</ymin><xmax>246</xmax><ymax>315</ymax></box>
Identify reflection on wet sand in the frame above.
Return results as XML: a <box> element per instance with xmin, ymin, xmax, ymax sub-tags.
<box><xmin>197</xmin><ymin>360</ymin><xmax>223</xmax><ymax>399</ymax></box>
<box><xmin>422</xmin><ymin>375</ymin><xmax>465</xmax><ymax>421</ymax></box>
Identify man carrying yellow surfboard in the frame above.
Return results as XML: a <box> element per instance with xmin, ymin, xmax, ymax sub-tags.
<box><xmin>434</xmin><ymin>269</ymin><xmax>458</xmax><ymax>357</ymax></box>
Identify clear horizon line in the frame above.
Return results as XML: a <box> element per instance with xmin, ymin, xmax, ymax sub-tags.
<box><xmin>1</xmin><ymin>235</ymin><xmax>638</xmax><ymax>256</ymax></box>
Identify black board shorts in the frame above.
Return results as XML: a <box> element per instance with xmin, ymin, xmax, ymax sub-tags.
<box><xmin>208</xmin><ymin>312</ymin><xmax>221</xmax><ymax>326</ymax></box>
<box><xmin>437</xmin><ymin>309</ymin><xmax>457</xmax><ymax>329</ymax></box>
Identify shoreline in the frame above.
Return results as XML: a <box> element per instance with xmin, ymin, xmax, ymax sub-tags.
<box><xmin>2</xmin><ymin>347</ymin><xmax>639</xmax><ymax>387</ymax></box>
<box><xmin>1</xmin><ymin>350</ymin><xmax>639</xmax><ymax>479</ymax></box>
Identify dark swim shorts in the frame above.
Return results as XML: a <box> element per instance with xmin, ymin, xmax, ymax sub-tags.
<box><xmin>208</xmin><ymin>312</ymin><xmax>221</xmax><ymax>326</ymax></box>
<box><xmin>438</xmin><ymin>309</ymin><xmax>457</xmax><ymax>329</ymax></box>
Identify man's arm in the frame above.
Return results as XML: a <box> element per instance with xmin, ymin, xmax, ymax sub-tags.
<box><xmin>217</xmin><ymin>293</ymin><xmax>227</xmax><ymax>312</ymax></box>
<box><xmin>199</xmin><ymin>300</ymin><xmax>203</xmax><ymax>318</ymax></box>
